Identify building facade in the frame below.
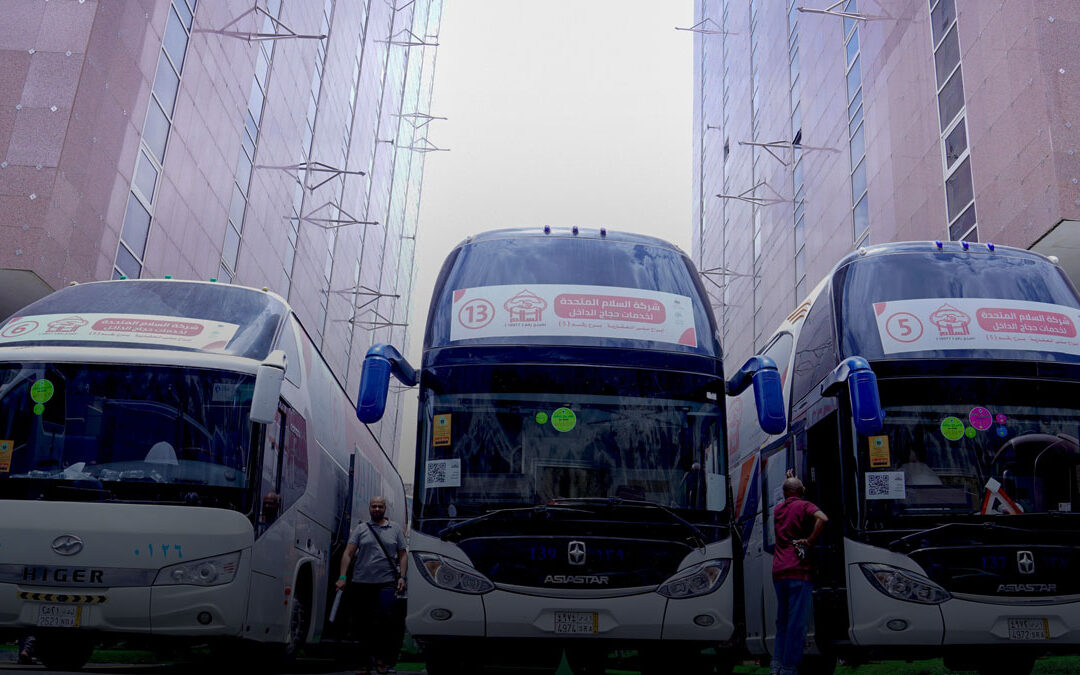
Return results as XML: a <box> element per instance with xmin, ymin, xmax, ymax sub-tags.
<box><xmin>692</xmin><ymin>0</ymin><xmax>1080</xmax><ymax>366</ymax></box>
<box><xmin>0</xmin><ymin>0</ymin><xmax>444</xmax><ymax>463</ymax></box>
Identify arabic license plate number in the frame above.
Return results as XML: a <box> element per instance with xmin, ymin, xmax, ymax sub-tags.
<box><xmin>554</xmin><ymin>611</ymin><xmax>597</xmax><ymax>634</ymax></box>
<box><xmin>1008</xmin><ymin>618</ymin><xmax>1048</xmax><ymax>640</ymax></box>
<box><xmin>37</xmin><ymin>604</ymin><xmax>82</xmax><ymax>628</ymax></box>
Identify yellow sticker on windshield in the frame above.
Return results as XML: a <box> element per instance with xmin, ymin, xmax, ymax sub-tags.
<box><xmin>433</xmin><ymin>413</ymin><xmax>451</xmax><ymax>447</ymax></box>
<box><xmin>0</xmin><ymin>440</ymin><xmax>12</xmax><ymax>473</ymax></box>
<box><xmin>868</xmin><ymin>435</ymin><xmax>890</xmax><ymax>468</ymax></box>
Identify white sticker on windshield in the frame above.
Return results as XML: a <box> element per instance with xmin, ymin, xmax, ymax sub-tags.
<box><xmin>425</xmin><ymin>459</ymin><xmax>461</xmax><ymax>488</ymax></box>
<box><xmin>706</xmin><ymin>473</ymin><xmax>727</xmax><ymax>512</ymax></box>
<box><xmin>0</xmin><ymin>313</ymin><xmax>239</xmax><ymax>351</ymax></box>
<box><xmin>866</xmin><ymin>471</ymin><xmax>906</xmax><ymax>500</ymax></box>
<box><xmin>450</xmin><ymin>284</ymin><xmax>698</xmax><ymax>347</ymax></box>
<box><xmin>873</xmin><ymin>298</ymin><xmax>1080</xmax><ymax>356</ymax></box>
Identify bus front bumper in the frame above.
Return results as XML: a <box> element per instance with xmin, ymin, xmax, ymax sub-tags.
<box><xmin>408</xmin><ymin>578</ymin><xmax>735</xmax><ymax>642</ymax></box>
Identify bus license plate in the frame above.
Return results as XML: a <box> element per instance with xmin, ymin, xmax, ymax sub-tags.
<box><xmin>37</xmin><ymin>604</ymin><xmax>82</xmax><ymax>628</ymax></box>
<box><xmin>554</xmin><ymin>611</ymin><xmax>597</xmax><ymax>634</ymax></box>
<box><xmin>1008</xmin><ymin>618</ymin><xmax>1048</xmax><ymax>640</ymax></box>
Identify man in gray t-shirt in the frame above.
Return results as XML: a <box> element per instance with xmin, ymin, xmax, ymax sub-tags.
<box><xmin>335</xmin><ymin>496</ymin><xmax>407</xmax><ymax>674</ymax></box>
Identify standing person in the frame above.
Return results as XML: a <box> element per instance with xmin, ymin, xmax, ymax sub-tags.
<box><xmin>771</xmin><ymin>472</ymin><xmax>828</xmax><ymax>675</ymax></box>
<box><xmin>336</xmin><ymin>496</ymin><xmax>408</xmax><ymax>675</ymax></box>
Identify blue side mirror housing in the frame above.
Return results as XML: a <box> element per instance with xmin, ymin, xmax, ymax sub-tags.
<box><xmin>752</xmin><ymin>368</ymin><xmax>786</xmax><ymax>435</ymax></box>
<box><xmin>356</xmin><ymin>344</ymin><xmax>418</xmax><ymax>424</ymax></box>
<box><xmin>726</xmin><ymin>355</ymin><xmax>787</xmax><ymax>435</ymax></box>
<box><xmin>821</xmin><ymin>356</ymin><xmax>884</xmax><ymax>435</ymax></box>
<box><xmin>849</xmin><ymin>368</ymin><xmax>884</xmax><ymax>436</ymax></box>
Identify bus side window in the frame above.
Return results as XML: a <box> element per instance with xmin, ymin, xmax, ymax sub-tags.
<box><xmin>791</xmin><ymin>290</ymin><xmax>836</xmax><ymax>407</ymax></box>
<box><xmin>276</xmin><ymin>319</ymin><xmax>302</xmax><ymax>386</ymax></box>
<box><xmin>280</xmin><ymin>411</ymin><xmax>308</xmax><ymax>508</ymax></box>
<box><xmin>259</xmin><ymin>404</ymin><xmax>286</xmax><ymax>532</ymax></box>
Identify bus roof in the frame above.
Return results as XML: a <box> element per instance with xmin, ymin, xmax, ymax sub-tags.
<box><xmin>450</xmin><ymin>226</ymin><xmax>687</xmax><ymax>254</ymax></box>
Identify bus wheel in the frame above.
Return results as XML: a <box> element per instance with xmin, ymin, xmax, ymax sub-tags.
<box><xmin>36</xmin><ymin>634</ymin><xmax>95</xmax><ymax>671</ymax></box>
<box><xmin>283</xmin><ymin>590</ymin><xmax>311</xmax><ymax>660</ymax></box>
<box><xmin>565</xmin><ymin>646</ymin><xmax>607</xmax><ymax>675</ymax></box>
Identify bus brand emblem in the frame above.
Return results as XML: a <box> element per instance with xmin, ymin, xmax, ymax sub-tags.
<box><xmin>568</xmin><ymin>541</ymin><xmax>586</xmax><ymax>566</ymax></box>
<box><xmin>1017</xmin><ymin>551</ymin><xmax>1035</xmax><ymax>575</ymax></box>
<box><xmin>51</xmin><ymin>535</ymin><xmax>83</xmax><ymax>556</ymax></box>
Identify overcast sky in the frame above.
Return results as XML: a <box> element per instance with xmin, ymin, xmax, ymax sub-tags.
<box><xmin>398</xmin><ymin>1</ymin><xmax>694</xmax><ymax>480</ymax></box>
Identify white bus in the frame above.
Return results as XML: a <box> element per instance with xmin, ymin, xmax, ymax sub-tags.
<box><xmin>0</xmin><ymin>278</ymin><xmax>403</xmax><ymax>669</ymax></box>
<box><xmin>729</xmin><ymin>241</ymin><xmax>1080</xmax><ymax>674</ymax></box>
<box><xmin>357</xmin><ymin>227</ymin><xmax>785</xmax><ymax>675</ymax></box>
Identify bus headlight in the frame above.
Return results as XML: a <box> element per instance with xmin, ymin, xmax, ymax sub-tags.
<box><xmin>859</xmin><ymin>563</ymin><xmax>950</xmax><ymax>604</ymax></box>
<box><xmin>153</xmin><ymin>552</ymin><xmax>241</xmax><ymax>587</ymax></box>
<box><xmin>657</xmin><ymin>559</ymin><xmax>730</xmax><ymax>599</ymax></box>
<box><xmin>414</xmin><ymin>552</ymin><xmax>494</xmax><ymax>594</ymax></box>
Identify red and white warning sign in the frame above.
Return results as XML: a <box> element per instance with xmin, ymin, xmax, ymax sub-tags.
<box><xmin>450</xmin><ymin>284</ymin><xmax>698</xmax><ymax>347</ymax></box>
<box><xmin>981</xmin><ymin>477</ymin><xmax>1024</xmax><ymax>515</ymax></box>
<box><xmin>0</xmin><ymin>313</ymin><xmax>239</xmax><ymax>351</ymax></box>
<box><xmin>873</xmin><ymin>298</ymin><xmax>1080</xmax><ymax>356</ymax></box>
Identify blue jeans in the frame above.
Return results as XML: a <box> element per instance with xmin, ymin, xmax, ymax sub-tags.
<box><xmin>773</xmin><ymin>579</ymin><xmax>813</xmax><ymax>675</ymax></box>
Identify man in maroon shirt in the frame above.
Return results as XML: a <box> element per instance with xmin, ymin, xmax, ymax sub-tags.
<box><xmin>771</xmin><ymin>472</ymin><xmax>828</xmax><ymax>675</ymax></box>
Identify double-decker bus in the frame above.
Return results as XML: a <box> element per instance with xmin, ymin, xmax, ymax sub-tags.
<box><xmin>0</xmin><ymin>279</ymin><xmax>403</xmax><ymax>669</ymax></box>
<box><xmin>729</xmin><ymin>241</ymin><xmax>1080</xmax><ymax>674</ymax></box>
<box><xmin>358</xmin><ymin>227</ymin><xmax>784</xmax><ymax>674</ymax></box>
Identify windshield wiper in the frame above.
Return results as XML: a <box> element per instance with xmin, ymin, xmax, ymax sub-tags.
<box><xmin>547</xmin><ymin>497</ymin><xmax>707</xmax><ymax>548</ymax></box>
<box><xmin>438</xmin><ymin>505</ymin><xmax>583</xmax><ymax>540</ymax></box>
<box><xmin>887</xmin><ymin>521</ymin><xmax>1044</xmax><ymax>552</ymax></box>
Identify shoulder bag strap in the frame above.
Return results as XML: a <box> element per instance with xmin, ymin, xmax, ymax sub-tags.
<box><xmin>366</xmin><ymin>522</ymin><xmax>401</xmax><ymax>581</ymax></box>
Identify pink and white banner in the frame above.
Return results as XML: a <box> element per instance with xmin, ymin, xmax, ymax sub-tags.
<box><xmin>449</xmin><ymin>284</ymin><xmax>698</xmax><ymax>347</ymax></box>
<box><xmin>0</xmin><ymin>313</ymin><xmax>239</xmax><ymax>351</ymax></box>
<box><xmin>873</xmin><ymin>298</ymin><xmax>1080</xmax><ymax>356</ymax></box>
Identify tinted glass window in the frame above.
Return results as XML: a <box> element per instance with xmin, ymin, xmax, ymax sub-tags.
<box><xmin>836</xmin><ymin>250</ymin><xmax>1080</xmax><ymax>361</ymax></box>
<box><xmin>791</xmin><ymin>287</ymin><xmax>836</xmax><ymax>405</ymax></box>
<box><xmin>0</xmin><ymin>281</ymin><xmax>286</xmax><ymax>360</ymax></box>
<box><xmin>426</xmin><ymin>236</ymin><xmax>718</xmax><ymax>356</ymax></box>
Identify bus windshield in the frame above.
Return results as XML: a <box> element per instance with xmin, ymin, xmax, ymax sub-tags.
<box><xmin>836</xmin><ymin>250</ymin><xmax>1080</xmax><ymax>362</ymax></box>
<box><xmin>859</xmin><ymin>376</ymin><xmax>1080</xmax><ymax>524</ymax></box>
<box><xmin>416</xmin><ymin>368</ymin><xmax>725</xmax><ymax>524</ymax></box>
<box><xmin>0</xmin><ymin>362</ymin><xmax>256</xmax><ymax>510</ymax></box>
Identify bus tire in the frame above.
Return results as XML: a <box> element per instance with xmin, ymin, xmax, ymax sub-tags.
<box><xmin>282</xmin><ymin>587</ymin><xmax>311</xmax><ymax>660</ymax></box>
<box><xmin>35</xmin><ymin>633</ymin><xmax>95</xmax><ymax>671</ymax></box>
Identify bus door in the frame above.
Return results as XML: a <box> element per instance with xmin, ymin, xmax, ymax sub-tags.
<box><xmin>248</xmin><ymin>401</ymin><xmax>306</xmax><ymax>639</ymax></box>
<box><xmin>759</xmin><ymin>437</ymin><xmax>793</xmax><ymax>655</ymax></box>
<box><xmin>797</xmin><ymin>408</ymin><xmax>848</xmax><ymax>648</ymax></box>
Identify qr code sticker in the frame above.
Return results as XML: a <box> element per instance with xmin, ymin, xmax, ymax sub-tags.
<box><xmin>867</xmin><ymin>473</ymin><xmax>890</xmax><ymax>496</ymax></box>
<box><xmin>865</xmin><ymin>471</ymin><xmax>904</xmax><ymax>500</ymax></box>
<box><xmin>427</xmin><ymin>462</ymin><xmax>447</xmax><ymax>485</ymax></box>
<box><xmin>425</xmin><ymin>459</ymin><xmax>461</xmax><ymax>488</ymax></box>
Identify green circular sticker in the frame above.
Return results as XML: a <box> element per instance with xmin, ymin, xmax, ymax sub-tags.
<box><xmin>535</xmin><ymin>412</ymin><xmax>549</xmax><ymax>425</ymax></box>
<box><xmin>33</xmin><ymin>403</ymin><xmax>44</xmax><ymax>416</ymax></box>
<box><xmin>30</xmin><ymin>379</ymin><xmax>54</xmax><ymax>404</ymax></box>
<box><xmin>551</xmin><ymin>407</ymin><xmax>577</xmax><ymax>432</ymax></box>
<box><xmin>965</xmin><ymin>426</ymin><xmax>977</xmax><ymax>438</ymax></box>
<box><xmin>941</xmin><ymin>416</ymin><xmax>965</xmax><ymax>441</ymax></box>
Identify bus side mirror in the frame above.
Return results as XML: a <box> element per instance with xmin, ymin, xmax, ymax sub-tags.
<box><xmin>357</xmin><ymin>344</ymin><xmax>417</xmax><ymax>424</ymax></box>
<box><xmin>821</xmin><ymin>356</ymin><xmax>884</xmax><ymax>435</ymax></box>
<box><xmin>726</xmin><ymin>355</ymin><xmax>787</xmax><ymax>435</ymax></box>
<box><xmin>250</xmin><ymin>349</ymin><xmax>287</xmax><ymax>424</ymax></box>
